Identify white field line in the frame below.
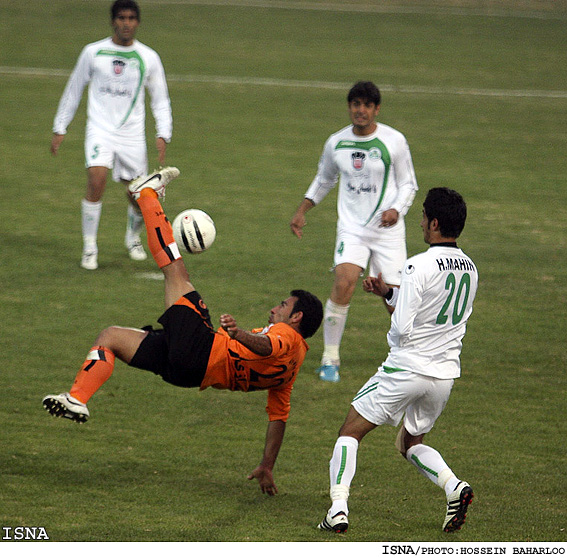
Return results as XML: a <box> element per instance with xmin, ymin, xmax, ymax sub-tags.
<box><xmin>2</xmin><ymin>66</ymin><xmax>566</xmax><ymax>99</ymax></box>
<box><xmin>140</xmin><ymin>0</ymin><xmax>567</xmax><ymax>21</ymax></box>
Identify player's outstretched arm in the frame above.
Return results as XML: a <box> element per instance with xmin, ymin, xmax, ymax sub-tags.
<box><xmin>248</xmin><ymin>419</ymin><xmax>286</xmax><ymax>496</ymax></box>
<box><xmin>219</xmin><ymin>314</ymin><xmax>272</xmax><ymax>356</ymax></box>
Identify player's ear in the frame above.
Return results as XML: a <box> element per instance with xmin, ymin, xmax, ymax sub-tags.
<box><xmin>290</xmin><ymin>311</ymin><xmax>303</xmax><ymax>325</ymax></box>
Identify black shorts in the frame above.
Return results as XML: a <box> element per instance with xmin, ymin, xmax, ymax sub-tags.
<box><xmin>129</xmin><ymin>290</ymin><xmax>215</xmax><ymax>388</ymax></box>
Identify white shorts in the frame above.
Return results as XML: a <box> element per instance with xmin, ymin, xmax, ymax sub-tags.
<box><xmin>333</xmin><ymin>220</ymin><xmax>407</xmax><ymax>286</ymax></box>
<box><xmin>85</xmin><ymin>130</ymin><xmax>147</xmax><ymax>183</ymax></box>
<box><xmin>351</xmin><ymin>367</ymin><xmax>454</xmax><ymax>436</ymax></box>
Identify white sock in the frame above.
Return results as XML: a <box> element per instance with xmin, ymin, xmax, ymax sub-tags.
<box><xmin>81</xmin><ymin>199</ymin><xmax>102</xmax><ymax>252</ymax></box>
<box><xmin>322</xmin><ymin>299</ymin><xmax>350</xmax><ymax>365</ymax></box>
<box><xmin>125</xmin><ymin>204</ymin><xmax>144</xmax><ymax>245</ymax></box>
<box><xmin>329</xmin><ymin>436</ymin><xmax>358</xmax><ymax>516</ymax></box>
<box><xmin>406</xmin><ymin>444</ymin><xmax>460</xmax><ymax>496</ymax></box>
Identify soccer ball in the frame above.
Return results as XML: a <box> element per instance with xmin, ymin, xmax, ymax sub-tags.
<box><xmin>172</xmin><ymin>209</ymin><xmax>216</xmax><ymax>254</ymax></box>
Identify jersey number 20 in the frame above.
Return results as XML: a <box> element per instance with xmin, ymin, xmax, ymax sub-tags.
<box><xmin>436</xmin><ymin>272</ymin><xmax>471</xmax><ymax>325</ymax></box>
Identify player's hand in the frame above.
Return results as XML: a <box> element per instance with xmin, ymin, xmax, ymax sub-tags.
<box><xmin>156</xmin><ymin>137</ymin><xmax>167</xmax><ymax>166</ymax></box>
<box><xmin>248</xmin><ymin>465</ymin><xmax>278</xmax><ymax>496</ymax></box>
<box><xmin>290</xmin><ymin>213</ymin><xmax>306</xmax><ymax>239</ymax></box>
<box><xmin>363</xmin><ymin>274</ymin><xmax>389</xmax><ymax>297</ymax></box>
<box><xmin>50</xmin><ymin>134</ymin><xmax>65</xmax><ymax>156</ymax></box>
<box><xmin>219</xmin><ymin>314</ymin><xmax>239</xmax><ymax>338</ymax></box>
<box><xmin>380</xmin><ymin>208</ymin><xmax>399</xmax><ymax>228</ymax></box>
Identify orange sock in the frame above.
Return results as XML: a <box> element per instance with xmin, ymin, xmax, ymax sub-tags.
<box><xmin>70</xmin><ymin>346</ymin><xmax>115</xmax><ymax>404</ymax></box>
<box><xmin>136</xmin><ymin>189</ymin><xmax>182</xmax><ymax>268</ymax></box>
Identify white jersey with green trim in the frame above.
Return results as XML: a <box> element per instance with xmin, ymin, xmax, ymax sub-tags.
<box><xmin>53</xmin><ymin>37</ymin><xmax>172</xmax><ymax>140</ymax></box>
<box><xmin>304</xmin><ymin>123</ymin><xmax>418</xmax><ymax>236</ymax></box>
<box><xmin>383</xmin><ymin>244</ymin><xmax>478</xmax><ymax>380</ymax></box>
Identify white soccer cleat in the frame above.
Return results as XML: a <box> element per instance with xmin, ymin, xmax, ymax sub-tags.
<box><xmin>81</xmin><ymin>251</ymin><xmax>98</xmax><ymax>270</ymax></box>
<box><xmin>126</xmin><ymin>239</ymin><xmax>147</xmax><ymax>261</ymax></box>
<box><xmin>443</xmin><ymin>481</ymin><xmax>474</xmax><ymax>532</ymax></box>
<box><xmin>43</xmin><ymin>393</ymin><xmax>90</xmax><ymax>423</ymax></box>
<box><xmin>128</xmin><ymin>166</ymin><xmax>180</xmax><ymax>200</ymax></box>
<box><xmin>317</xmin><ymin>511</ymin><xmax>348</xmax><ymax>533</ymax></box>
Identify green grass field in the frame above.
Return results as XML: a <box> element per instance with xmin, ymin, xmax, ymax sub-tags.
<box><xmin>1</xmin><ymin>0</ymin><xmax>566</xmax><ymax>545</ymax></box>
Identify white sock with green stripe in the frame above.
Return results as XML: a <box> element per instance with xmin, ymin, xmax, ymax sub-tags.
<box><xmin>406</xmin><ymin>444</ymin><xmax>460</xmax><ymax>496</ymax></box>
<box><xmin>329</xmin><ymin>436</ymin><xmax>358</xmax><ymax>516</ymax></box>
<box><xmin>126</xmin><ymin>203</ymin><xmax>144</xmax><ymax>245</ymax></box>
<box><xmin>82</xmin><ymin>199</ymin><xmax>102</xmax><ymax>252</ymax></box>
<box><xmin>321</xmin><ymin>299</ymin><xmax>349</xmax><ymax>365</ymax></box>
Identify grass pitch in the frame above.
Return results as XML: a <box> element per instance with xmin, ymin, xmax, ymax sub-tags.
<box><xmin>0</xmin><ymin>0</ymin><xmax>566</xmax><ymax>544</ymax></box>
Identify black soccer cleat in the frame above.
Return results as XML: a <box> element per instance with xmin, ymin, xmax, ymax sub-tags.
<box><xmin>317</xmin><ymin>511</ymin><xmax>349</xmax><ymax>533</ymax></box>
<box><xmin>443</xmin><ymin>481</ymin><xmax>474</xmax><ymax>532</ymax></box>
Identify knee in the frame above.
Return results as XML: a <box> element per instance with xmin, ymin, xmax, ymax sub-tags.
<box><xmin>332</xmin><ymin>265</ymin><xmax>364</xmax><ymax>304</ymax></box>
<box><xmin>86</xmin><ymin>176</ymin><xmax>107</xmax><ymax>201</ymax></box>
<box><xmin>332</xmin><ymin>279</ymin><xmax>357</xmax><ymax>306</ymax></box>
<box><xmin>94</xmin><ymin>326</ymin><xmax>120</xmax><ymax>347</ymax></box>
<box><xmin>395</xmin><ymin>426</ymin><xmax>424</xmax><ymax>458</ymax></box>
<box><xmin>335</xmin><ymin>274</ymin><xmax>355</xmax><ymax>294</ymax></box>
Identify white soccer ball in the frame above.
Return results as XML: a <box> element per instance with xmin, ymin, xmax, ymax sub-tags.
<box><xmin>172</xmin><ymin>209</ymin><xmax>216</xmax><ymax>254</ymax></box>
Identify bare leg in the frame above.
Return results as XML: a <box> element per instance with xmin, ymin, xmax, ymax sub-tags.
<box><xmin>86</xmin><ymin>166</ymin><xmax>108</xmax><ymax>202</ymax></box>
<box><xmin>161</xmin><ymin>259</ymin><xmax>196</xmax><ymax>310</ymax></box>
<box><xmin>65</xmin><ymin>326</ymin><xmax>149</xmax><ymax>406</ymax></box>
<box><xmin>330</xmin><ymin>263</ymin><xmax>363</xmax><ymax>305</ymax></box>
<box><xmin>94</xmin><ymin>326</ymin><xmax>150</xmax><ymax>364</ymax></box>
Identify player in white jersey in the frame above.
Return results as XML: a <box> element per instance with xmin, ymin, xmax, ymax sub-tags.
<box><xmin>50</xmin><ymin>0</ymin><xmax>173</xmax><ymax>270</ymax></box>
<box><xmin>290</xmin><ymin>81</ymin><xmax>418</xmax><ymax>382</ymax></box>
<box><xmin>317</xmin><ymin>187</ymin><xmax>478</xmax><ymax>534</ymax></box>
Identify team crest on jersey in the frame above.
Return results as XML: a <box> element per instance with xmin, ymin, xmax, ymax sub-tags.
<box><xmin>369</xmin><ymin>147</ymin><xmax>382</xmax><ymax>160</ymax></box>
<box><xmin>113</xmin><ymin>59</ymin><xmax>126</xmax><ymax>75</ymax></box>
<box><xmin>351</xmin><ymin>151</ymin><xmax>366</xmax><ymax>170</ymax></box>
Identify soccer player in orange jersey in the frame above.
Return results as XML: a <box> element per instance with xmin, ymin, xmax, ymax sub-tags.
<box><xmin>43</xmin><ymin>167</ymin><xmax>323</xmax><ymax>496</ymax></box>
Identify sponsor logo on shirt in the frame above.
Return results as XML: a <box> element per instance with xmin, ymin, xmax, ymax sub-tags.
<box><xmin>98</xmin><ymin>86</ymin><xmax>133</xmax><ymax>98</ymax></box>
<box><xmin>346</xmin><ymin>182</ymin><xmax>378</xmax><ymax>195</ymax></box>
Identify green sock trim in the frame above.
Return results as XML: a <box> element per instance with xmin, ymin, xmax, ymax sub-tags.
<box><xmin>336</xmin><ymin>445</ymin><xmax>348</xmax><ymax>484</ymax></box>
<box><xmin>411</xmin><ymin>454</ymin><xmax>439</xmax><ymax>478</ymax></box>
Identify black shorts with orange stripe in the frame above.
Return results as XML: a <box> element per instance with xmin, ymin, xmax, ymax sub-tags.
<box><xmin>129</xmin><ymin>290</ymin><xmax>215</xmax><ymax>388</ymax></box>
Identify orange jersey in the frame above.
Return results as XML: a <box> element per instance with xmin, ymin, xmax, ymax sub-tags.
<box><xmin>201</xmin><ymin>323</ymin><xmax>309</xmax><ymax>422</ymax></box>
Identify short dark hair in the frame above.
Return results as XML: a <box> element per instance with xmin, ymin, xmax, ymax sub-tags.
<box><xmin>423</xmin><ymin>187</ymin><xmax>467</xmax><ymax>238</ymax></box>
<box><xmin>111</xmin><ymin>0</ymin><xmax>140</xmax><ymax>20</ymax></box>
<box><xmin>347</xmin><ymin>81</ymin><xmax>381</xmax><ymax>106</ymax></box>
<box><xmin>290</xmin><ymin>290</ymin><xmax>323</xmax><ymax>339</ymax></box>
